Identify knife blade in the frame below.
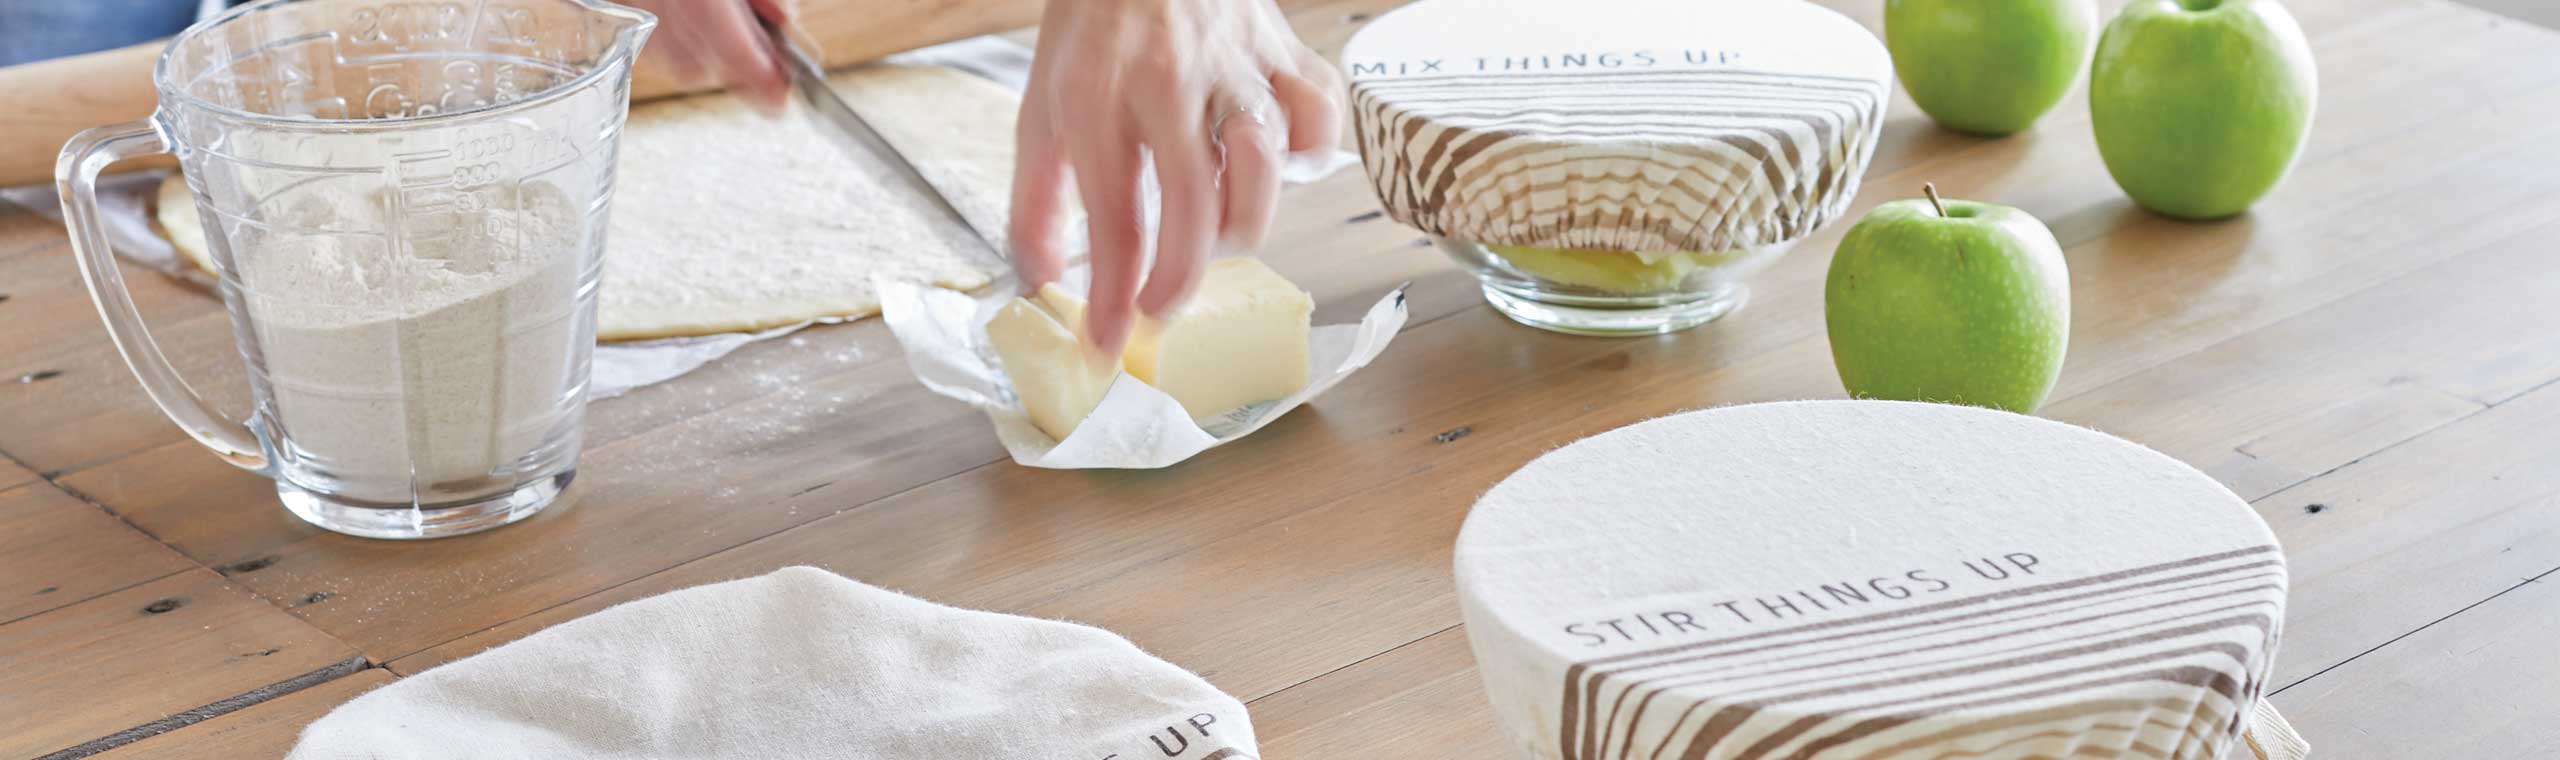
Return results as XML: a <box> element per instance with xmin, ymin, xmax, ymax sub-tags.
<box><xmin>755</xmin><ymin>18</ymin><xmax>1006</xmax><ymax>263</ymax></box>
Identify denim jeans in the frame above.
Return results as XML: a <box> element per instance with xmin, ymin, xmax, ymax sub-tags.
<box><xmin>0</xmin><ymin>0</ymin><xmax>206</xmax><ymax>67</ymax></box>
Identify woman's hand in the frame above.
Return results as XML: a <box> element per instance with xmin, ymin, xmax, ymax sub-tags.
<box><xmin>1011</xmin><ymin>0</ymin><xmax>1344</xmax><ymax>354</ymax></box>
<box><xmin>624</xmin><ymin>0</ymin><xmax>795</xmax><ymax>115</ymax></box>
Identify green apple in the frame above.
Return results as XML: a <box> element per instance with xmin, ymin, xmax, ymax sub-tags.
<box><xmin>1486</xmin><ymin>245</ymin><xmax>1743</xmax><ymax>294</ymax></box>
<box><xmin>2091</xmin><ymin>0</ymin><xmax>2317</xmax><ymax>219</ymax></box>
<box><xmin>1886</xmin><ymin>0</ymin><xmax>2100</xmax><ymax>136</ymax></box>
<box><xmin>1826</xmin><ymin>186</ymin><xmax>2069</xmax><ymax>413</ymax></box>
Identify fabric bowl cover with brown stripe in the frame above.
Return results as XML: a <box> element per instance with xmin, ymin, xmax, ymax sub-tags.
<box><xmin>1343</xmin><ymin>0</ymin><xmax>1894</xmax><ymax>255</ymax></box>
<box><xmin>1454</xmin><ymin>401</ymin><xmax>2291</xmax><ymax>760</ymax></box>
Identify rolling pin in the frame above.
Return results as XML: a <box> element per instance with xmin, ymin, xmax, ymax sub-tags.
<box><xmin>0</xmin><ymin>0</ymin><xmax>1048</xmax><ymax>187</ymax></box>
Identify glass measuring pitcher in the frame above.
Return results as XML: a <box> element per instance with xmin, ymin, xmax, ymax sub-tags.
<box><xmin>56</xmin><ymin>0</ymin><xmax>655</xmax><ymax>539</ymax></box>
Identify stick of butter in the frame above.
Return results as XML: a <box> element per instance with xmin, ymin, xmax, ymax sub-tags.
<box><xmin>985</xmin><ymin>258</ymin><xmax>1314</xmax><ymax>440</ymax></box>
<box><xmin>984</xmin><ymin>287</ymin><xmax>1117</xmax><ymax>442</ymax></box>
<box><xmin>1125</xmin><ymin>259</ymin><xmax>1314</xmax><ymax>419</ymax></box>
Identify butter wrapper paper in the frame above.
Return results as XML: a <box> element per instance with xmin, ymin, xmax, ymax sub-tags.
<box><xmin>879</xmin><ymin>273</ymin><xmax>1405</xmax><ymax>469</ymax></box>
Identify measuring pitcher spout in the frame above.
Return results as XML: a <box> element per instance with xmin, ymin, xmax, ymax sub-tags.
<box><xmin>56</xmin><ymin>0</ymin><xmax>660</xmax><ymax>540</ymax></box>
<box><xmin>591</xmin><ymin>1</ymin><xmax>660</xmax><ymax>63</ymax></box>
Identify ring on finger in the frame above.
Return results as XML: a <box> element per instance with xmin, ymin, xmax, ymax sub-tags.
<box><xmin>1206</xmin><ymin>91</ymin><xmax>1281</xmax><ymax>179</ymax></box>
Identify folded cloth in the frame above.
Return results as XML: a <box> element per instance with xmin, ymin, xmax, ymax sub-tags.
<box><xmin>289</xmin><ymin>567</ymin><xmax>1257</xmax><ymax>759</ymax></box>
<box><xmin>2245</xmin><ymin>699</ymin><xmax>2311</xmax><ymax>760</ymax></box>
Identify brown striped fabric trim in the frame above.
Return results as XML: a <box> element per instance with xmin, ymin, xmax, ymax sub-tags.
<box><xmin>1567</xmin><ymin>558</ymin><xmax>2282</xmax><ymax>759</ymax></box>
<box><xmin>1377</xmin><ymin>95</ymin><xmax>1437</xmax><ymax>232</ymax></box>
<box><xmin>1439</xmin><ymin>113</ymin><xmax>1850</xmax><ymax>212</ymax></box>
<box><xmin>1370</xmin><ymin>91</ymin><xmax>1874</xmax><ymax>180</ymax></box>
<box><xmin>1399</xmin><ymin>124</ymin><xmax>1793</xmax><ymax>249</ymax></box>
<box><xmin>1450</xmin><ymin>124</ymin><xmax>1788</xmax><ymax>234</ymax></box>
<box><xmin>1718</xmin><ymin>665</ymin><xmax>2250</xmax><ymax>760</ymax></box>
<box><xmin>1902</xmin><ymin>719</ymin><xmax>2199</xmax><ymax>760</ymax></box>
<box><xmin>1553</xmin><ymin>545</ymin><xmax>2279</xmax><ymax>760</ymax></box>
<box><xmin>1647</xmin><ymin>624</ymin><xmax>2265</xmax><ymax>759</ymax></box>
<box><xmin>1917</xmin><ymin>727</ymin><xmax>2136</xmax><ymax>760</ymax></box>
<box><xmin>1350</xmin><ymin>66</ymin><xmax>1885</xmax><ymax>252</ymax></box>
<box><xmin>1446</xmin><ymin>133</ymin><xmax>1754</xmax><ymax>210</ymax></box>
<box><xmin>1611</xmin><ymin>601</ymin><xmax>2274</xmax><ymax>760</ymax></box>
<box><xmin>1642</xmin><ymin>577</ymin><xmax>2281</xmax><ymax>688</ymax></box>
<box><xmin>1361</xmin><ymin>72</ymin><xmax>1884</xmax><ymax>191</ymax></box>
<box><xmin>1597</xmin><ymin>583</ymin><xmax>2282</xmax><ymax>760</ymax></box>
<box><xmin>1587</xmin><ymin>570</ymin><xmax>2279</xmax><ymax>723</ymax></box>
<box><xmin>1424</xmin><ymin>128</ymin><xmax>1532</xmax><ymax>223</ymax></box>
<box><xmin>1631</xmin><ymin>597</ymin><xmax>2277</xmax><ymax>718</ymax></box>
<box><xmin>1377</xmin><ymin>85</ymin><xmax>1877</xmax><ymax>211</ymax></box>
<box><xmin>1673</xmin><ymin>631</ymin><xmax>2265</xmax><ymax>759</ymax></box>
<box><xmin>1850</xmin><ymin>701</ymin><xmax>2220</xmax><ymax>760</ymax></box>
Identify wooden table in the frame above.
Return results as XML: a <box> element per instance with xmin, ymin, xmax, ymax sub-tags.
<box><xmin>6</xmin><ymin>0</ymin><xmax>2558</xmax><ymax>757</ymax></box>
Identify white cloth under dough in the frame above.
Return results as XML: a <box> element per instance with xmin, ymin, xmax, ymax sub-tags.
<box><xmin>287</xmin><ymin>567</ymin><xmax>1259</xmax><ymax>759</ymax></box>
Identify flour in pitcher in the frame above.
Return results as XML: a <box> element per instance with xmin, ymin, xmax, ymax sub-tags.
<box><xmin>237</xmin><ymin>183</ymin><xmax>590</xmax><ymax>505</ymax></box>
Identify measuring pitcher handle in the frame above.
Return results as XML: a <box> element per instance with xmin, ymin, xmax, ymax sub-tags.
<box><xmin>57</xmin><ymin>120</ymin><xmax>268</xmax><ymax>472</ymax></box>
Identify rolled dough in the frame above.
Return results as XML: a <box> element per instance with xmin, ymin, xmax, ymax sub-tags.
<box><xmin>153</xmin><ymin>64</ymin><xmax>1020</xmax><ymax>341</ymax></box>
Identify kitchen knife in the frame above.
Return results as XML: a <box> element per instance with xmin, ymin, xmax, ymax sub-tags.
<box><xmin>756</xmin><ymin>18</ymin><xmax>1006</xmax><ymax>263</ymax></box>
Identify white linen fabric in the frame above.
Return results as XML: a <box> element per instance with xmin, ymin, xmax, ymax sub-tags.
<box><xmin>288</xmin><ymin>567</ymin><xmax>1256</xmax><ymax>760</ymax></box>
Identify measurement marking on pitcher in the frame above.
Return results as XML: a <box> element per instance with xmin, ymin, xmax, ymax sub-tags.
<box><xmin>395</xmin><ymin>148</ymin><xmax>463</xmax><ymax>254</ymax></box>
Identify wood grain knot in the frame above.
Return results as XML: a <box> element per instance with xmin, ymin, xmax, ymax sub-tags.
<box><xmin>222</xmin><ymin>556</ymin><xmax>279</xmax><ymax>575</ymax></box>
<box><xmin>16</xmin><ymin>369</ymin><xmax>61</xmax><ymax>383</ymax></box>
<box><xmin>1434</xmin><ymin>425</ymin><xmax>1473</xmax><ymax>444</ymax></box>
<box><xmin>141</xmin><ymin>598</ymin><xmax>184</xmax><ymax>614</ymax></box>
<box><xmin>2304</xmin><ymin>503</ymin><xmax>2329</xmax><ymax>514</ymax></box>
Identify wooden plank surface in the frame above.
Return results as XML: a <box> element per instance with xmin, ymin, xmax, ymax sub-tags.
<box><xmin>0</xmin><ymin>482</ymin><xmax>194</xmax><ymax>624</ymax></box>
<box><xmin>89</xmin><ymin>669</ymin><xmax>394</xmax><ymax>760</ymax></box>
<box><xmin>0</xmin><ymin>456</ymin><xmax>36</xmax><ymax>493</ymax></box>
<box><xmin>0</xmin><ymin>570</ymin><xmax>363</xmax><ymax>758</ymax></box>
<box><xmin>4</xmin><ymin>0</ymin><xmax>2558</xmax><ymax>756</ymax></box>
<box><xmin>2274</xmin><ymin>567</ymin><xmax>2560</xmax><ymax>759</ymax></box>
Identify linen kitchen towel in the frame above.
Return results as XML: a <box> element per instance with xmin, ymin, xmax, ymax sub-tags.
<box><xmin>287</xmin><ymin>567</ymin><xmax>1256</xmax><ymax>759</ymax></box>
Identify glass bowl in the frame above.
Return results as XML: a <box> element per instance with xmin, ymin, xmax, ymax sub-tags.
<box><xmin>1435</xmin><ymin>238</ymin><xmax>1799</xmax><ymax>336</ymax></box>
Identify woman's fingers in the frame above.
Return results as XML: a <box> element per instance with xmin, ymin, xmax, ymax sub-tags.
<box><xmin>1213</xmin><ymin>104</ymin><xmax>1286</xmax><ymax>259</ymax></box>
<box><xmin>1068</xmin><ymin>130</ymin><xmax>1150</xmax><ymax>356</ymax></box>
<box><xmin>1011</xmin><ymin>0</ymin><xmax>1343</xmax><ymax>339</ymax></box>
<box><xmin>650</xmin><ymin>25</ymin><xmax>711</xmax><ymax>89</ymax></box>
<box><xmin>1136</xmin><ymin>123</ymin><xmax>1221</xmax><ymax>319</ymax></box>
<box><xmin>1007</xmin><ymin>110</ymin><xmax>1073</xmax><ymax>292</ymax></box>
<box><xmin>1272</xmin><ymin>59</ymin><xmax>1344</xmax><ymax>154</ymax></box>
<box><xmin>628</xmin><ymin>1</ymin><xmax>790</xmax><ymax>108</ymax></box>
<box><xmin>746</xmin><ymin>0</ymin><xmax>793</xmax><ymax>24</ymax></box>
<box><xmin>692</xmin><ymin>0</ymin><xmax>792</xmax><ymax>115</ymax></box>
